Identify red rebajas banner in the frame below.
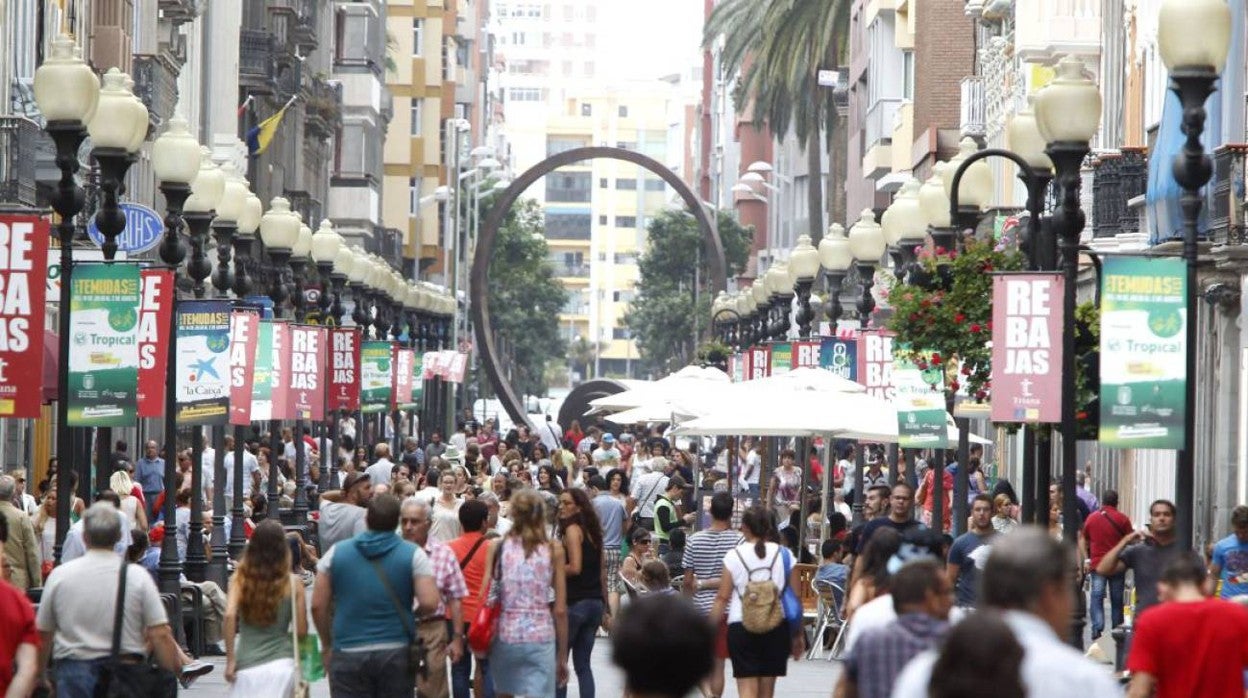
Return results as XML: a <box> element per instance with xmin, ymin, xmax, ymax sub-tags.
<box><xmin>329</xmin><ymin>327</ymin><xmax>360</xmax><ymax>411</ymax></box>
<box><xmin>393</xmin><ymin>347</ymin><xmax>414</xmax><ymax>408</ymax></box>
<box><xmin>271</xmin><ymin>322</ymin><xmax>293</xmax><ymax>420</ymax></box>
<box><xmin>990</xmin><ymin>273</ymin><xmax>1063</xmax><ymax>423</ymax></box>
<box><xmin>856</xmin><ymin>329</ymin><xmax>895</xmax><ymax>401</ymax></box>
<box><xmin>137</xmin><ymin>269</ymin><xmax>174</xmax><ymax>417</ymax></box>
<box><xmin>289</xmin><ymin>325</ymin><xmax>327</xmax><ymax>420</ymax></box>
<box><xmin>0</xmin><ymin>215</ymin><xmax>48</xmax><ymax>417</ymax></box>
<box><xmin>228</xmin><ymin>309</ymin><xmax>260</xmax><ymax>425</ymax></box>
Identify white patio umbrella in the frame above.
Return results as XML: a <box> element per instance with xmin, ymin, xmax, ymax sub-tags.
<box><xmin>586</xmin><ymin>364</ymin><xmax>731</xmax><ymax>415</ymax></box>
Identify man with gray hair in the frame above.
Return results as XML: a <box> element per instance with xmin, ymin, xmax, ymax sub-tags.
<box><xmin>61</xmin><ymin>491</ymin><xmax>132</xmax><ymax>563</ymax></box>
<box><xmin>0</xmin><ymin>475</ymin><xmax>39</xmax><ymax>590</ymax></box>
<box><xmin>36</xmin><ymin>502</ymin><xmax>190</xmax><ymax>695</ymax></box>
<box><xmin>400</xmin><ymin>497</ymin><xmax>466</xmax><ymax>697</ymax></box>
<box><xmin>891</xmin><ymin>527</ymin><xmax>1120</xmax><ymax>697</ymax></box>
<box><xmin>629</xmin><ymin>458</ymin><xmax>669</xmax><ymax>532</ymax></box>
<box><xmin>476</xmin><ymin>491</ymin><xmax>512</xmax><ymax>536</ymax></box>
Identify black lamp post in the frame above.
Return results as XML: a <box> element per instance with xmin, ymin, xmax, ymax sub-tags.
<box><xmin>789</xmin><ymin>235</ymin><xmax>821</xmax><ymax>339</ymax></box>
<box><xmin>287</xmin><ymin>218</ymin><xmax>313</xmax><ymax>527</ymax></box>
<box><xmin>818</xmin><ymin>223</ymin><xmax>853</xmax><ymax>338</ymax></box>
<box><xmin>226</xmin><ymin>189</ymin><xmax>261</xmax><ymax>561</ymax></box>
<box><xmin>1157</xmin><ymin>0</ymin><xmax>1230</xmax><ymax>551</ymax></box>
<box><xmin>311</xmin><ymin>221</ymin><xmax>345</xmax><ymax>493</ymax></box>
<box><xmin>258</xmin><ymin>197</ymin><xmax>301</xmax><ymax>522</ymax></box>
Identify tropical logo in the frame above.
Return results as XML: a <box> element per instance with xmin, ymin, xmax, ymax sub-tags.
<box><xmin>108</xmin><ymin>307</ymin><xmax>138</xmax><ymax>332</ymax></box>
<box><xmin>1147</xmin><ymin>308</ymin><xmax>1182</xmax><ymax>338</ymax></box>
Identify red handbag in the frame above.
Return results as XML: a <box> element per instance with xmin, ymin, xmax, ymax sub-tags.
<box><xmin>467</xmin><ymin>542</ymin><xmax>502</xmax><ymax>654</ymax></box>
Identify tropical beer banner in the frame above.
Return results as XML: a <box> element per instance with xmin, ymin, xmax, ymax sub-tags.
<box><xmin>289</xmin><ymin>325</ymin><xmax>327</xmax><ymax>421</ymax></box>
<box><xmin>136</xmin><ymin>269</ymin><xmax>175</xmax><ymax>418</ymax></box>
<box><xmin>990</xmin><ymin>273</ymin><xmax>1063</xmax><ymax>423</ymax></box>
<box><xmin>67</xmin><ymin>263</ymin><xmax>141</xmax><ymax>426</ymax></box>
<box><xmin>228</xmin><ymin>309</ymin><xmax>260</xmax><ymax>425</ymax></box>
<box><xmin>769</xmin><ymin>343</ymin><xmax>791</xmax><ymax>376</ymax></box>
<box><xmin>250</xmin><ymin>320</ymin><xmax>275</xmax><ymax>421</ymax></box>
<box><xmin>1098</xmin><ymin>256</ymin><xmax>1186</xmax><ymax>449</ymax></box>
<box><xmin>0</xmin><ymin>215</ymin><xmax>48</xmax><ymax>418</ymax></box>
<box><xmin>360</xmin><ymin>340</ymin><xmax>393</xmax><ymax>413</ymax></box>
<box><xmin>328</xmin><ymin>327</ymin><xmax>361</xmax><ymax>411</ymax></box>
<box><xmin>892</xmin><ymin>348</ymin><xmax>948</xmax><ymax>448</ymax></box>
<box><xmin>174</xmin><ymin>300</ymin><xmax>231</xmax><ymax>425</ymax></box>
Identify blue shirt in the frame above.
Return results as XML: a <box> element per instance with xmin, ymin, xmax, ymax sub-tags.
<box><xmin>592</xmin><ymin>493</ymin><xmax>626</xmax><ymax>548</ymax></box>
<box><xmin>1212</xmin><ymin>533</ymin><xmax>1248</xmax><ymax>598</ymax></box>
<box><xmin>947</xmin><ymin>531</ymin><xmax>993</xmax><ymax>606</ymax></box>
<box><xmin>136</xmin><ymin>456</ymin><xmax>165</xmax><ymax>492</ymax></box>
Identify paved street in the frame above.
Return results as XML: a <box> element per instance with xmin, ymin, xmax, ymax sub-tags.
<box><xmin>181</xmin><ymin>638</ymin><xmax>843</xmax><ymax>697</ymax></box>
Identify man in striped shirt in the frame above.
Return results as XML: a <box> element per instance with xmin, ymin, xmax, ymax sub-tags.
<box><xmin>682</xmin><ymin>492</ymin><xmax>742</xmax><ymax>698</ymax></box>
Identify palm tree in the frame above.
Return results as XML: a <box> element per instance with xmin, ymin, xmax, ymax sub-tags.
<box><xmin>704</xmin><ymin>0</ymin><xmax>851</xmax><ymax>243</ymax></box>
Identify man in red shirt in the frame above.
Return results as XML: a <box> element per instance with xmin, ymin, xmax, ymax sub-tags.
<box><xmin>1126</xmin><ymin>552</ymin><xmax>1248</xmax><ymax>698</ymax></box>
<box><xmin>1080</xmin><ymin>489</ymin><xmax>1132</xmax><ymax>640</ymax></box>
<box><xmin>446</xmin><ymin>499</ymin><xmax>492</xmax><ymax>698</ymax></box>
<box><xmin>0</xmin><ymin>515</ymin><xmax>40</xmax><ymax>696</ymax></box>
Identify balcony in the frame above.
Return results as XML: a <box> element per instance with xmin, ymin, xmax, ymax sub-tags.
<box><xmin>303</xmin><ymin>77</ymin><xmax>342</xmax><ymax>140</ymax></box>
<box><xmin>551</xmin><ymin>263</ymin><xmax>591</xmax><ymax>279</ymax></box>
<box><xmin>131</xmin><ymin>54</ymin><xmax>180</xmax><ymax>132</ymax></box>
<box><xmin>1209</xmin><ymin>145</ymin><xmax>1248</xmax><ymax>246</ymax></box>
<box><xmin>239</xmin><ymin>29</ymin><xmax>277</xmax><ymax>94</ymax></box>
<box><xmin>1091</xmin><ymin>148</ymin><xmax>1148</xmax><ymax>239</ymax></box>
<box><xmin>1014</xmin><ymin>0</ymin><xmax>1099</xmax><ymax>64</ymax></box>
<box><xmin>861</xmin><ymin>98</ymin><xmax>901</xmax><ymax>179</ymax></box>
<box><xmin>157</xmin><ymin>0</ymin><xmax>200</xmax><ymax>26</ymax></box>
<box><xmin>290</xmin><ymin>0</ymin><xmax>319</xmax><ymax>52</ymax></box>
<box><xmin>960</xmin><ymin>76</ymin><xmax>985</xmax><ymax>139</ymax></box>
<box><xmin>0</xmin><ymin>116</ymin><xmax>41</xmax><ymax>208</ymax></box>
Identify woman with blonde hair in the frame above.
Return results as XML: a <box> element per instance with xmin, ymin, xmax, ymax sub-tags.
<box><xmin>224</xmin><ymin>519</ymin><xmax>308</xmax><ymax>696</ymax></box>
<box><xmin>109</xmin><ymin>469</ymin><xmax>148</xmax><ymax>532</ymax></box>
<box><xmin>482</xmin><ymin>488</ymin><xmax>569</xmax><ymax>698</ymax></box>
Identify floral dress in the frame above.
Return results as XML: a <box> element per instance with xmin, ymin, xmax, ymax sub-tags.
<box><xmin>489</xmin><ymin>536</ymin><xmax>557</xmax><ymax>696</ymax></box>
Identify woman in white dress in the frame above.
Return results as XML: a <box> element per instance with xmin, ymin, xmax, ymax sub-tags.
<box><xmin>110</xmin><ymin>470</ymin><xmax>148</xmax><ymax>532</ymax></box>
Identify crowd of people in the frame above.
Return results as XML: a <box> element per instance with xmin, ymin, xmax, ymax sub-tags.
<box><xmin>6</xmin><ymin>414</ymin><xmax>1248</xmax><ymax>697</ymax></box>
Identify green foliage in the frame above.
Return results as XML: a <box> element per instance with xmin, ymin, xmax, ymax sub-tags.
<box><xmin>625</xmin><ymin>210</ymin><xmax>752</xmax><ymax>374</ymax></box>
<box><xmin>486</xmin><ymin>198</ymin><xmax>568</xmax><ymax>397</ymax></box>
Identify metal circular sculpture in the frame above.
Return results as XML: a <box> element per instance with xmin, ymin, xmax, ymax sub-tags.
<box><xmin>472</xmin><ymin>147</ymin><xmax>727</xmax><ymax>428</ymax></box>
<box><xmin>557</xmin><ymin>379</ymin><xmax>631</xmax><ymax>438</ymax></box>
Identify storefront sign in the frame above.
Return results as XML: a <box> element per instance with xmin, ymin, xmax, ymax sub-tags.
<box><xmin>855</xmin><ymin>330</ymin><xmax>894</xmax><ymax>400</ymax></box>
<box><xmin>990</xmin><ymin>273</ymin><xmax>1063</xmax><ymax>423</ymax></box>
<box><xmin>174</xmin><ymin>299</ymin><xmax>231</xmax><ymax>425</ymax></box>
<box><xmin>67</xmin><ymin>263</ymin><xmax>140</xmax><ymax>425</ymax></box>
<box><xmin>86</xmin><ymin>202</ymin><xmax>164</xmax><ymax>254</ymax></box>
<box><xmin>361</xmin><ymin>340</ymin><xmax>393</xmax><ymax>413</ymax></box>
<box><xmin>228</xmin><ymin>309</ymin><xmax>260</xmax><ymax>425</ymax></box>
<box><xmin>289</xmin><ymin>325</ymin><xmax>327</xmax><ymax>420</ymax></box>
<box><xmin>328</xmin><ymin>327</ymin><xmax>360</xmax><ymax>411</ymax></box>
<box><xmin>136</xmin><ymin>269</ymin><xmax>174</xmax><ymax>418</ymax></box>
<box><xmin>1099</xmin><ymin>256</ymin><xmax>1186</xmax><ymax>449</ymax></box>
<box><xmin>447</xmin><ymin>352</ymin><xmax>468</xmax><ymax>383</ymax></box>
<box><xmin>0</xmin><ymin>215</ymin><xmax>48</xmax><ymax>417</ymax></box>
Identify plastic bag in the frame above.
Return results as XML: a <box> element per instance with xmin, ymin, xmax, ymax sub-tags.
<box><xmin>299</xmin><ymin>635</ymin><xmax>325</xmax><ymax>682</ymax></box>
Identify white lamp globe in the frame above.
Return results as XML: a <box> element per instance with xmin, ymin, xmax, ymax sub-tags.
<box><xmin>291</xmin><ymin>221</ymin><xmax>312</xmax><ymax>260</ymax></box>
<box><xmin>183</xmin><ymin>148</ymin><xmax>225</xmax><ymax>213</ymax></box>
<box><xmin>819</xmin><ymin>223</ymin><xmax>854</xmax><ymax>272</ymax></box>
<box><xmin>310</xmin><ymin>220</ymin><xmax>343</xmax><ymax>264</ymax></box>
<box><xmin>941</xmin><ymin>137</ymin><xmax>993</xmax><ymax>208</ymax></box>
<box><xmin>237</xmin><ymin>192</ymin><xmax>263</xmax><ymax>238</ymax></box>
<box><xmin>259</xmin><ymin>197</ymin><xmax>300</xmax><ymax>250</ymax></box>
<box><xmin>1158</xmin><ymin>0</ymin><xmax>1232</xmax><ymax>73</ymax></box>
<box><xmin>151</xmin><ymin>117</ymin><xmax>201</xmax><ymax>184</ymax></box>
<box><xmin>1033</xmin><ymin>56</ymin><xmax>1101</xmax><ymax>145</ymax></box>
<box><xmin>848</xmin><ymin>209</ymin><xmax>886</xmax><ymax>262</ymax></box>
<box><xmin>788</xmin><ymin>234</ymin><xmax>821</xmax><ymax>282</ymax></box>
<box><xmin>919</xmin><ymin>164</ymin><xmax>953</xmax><ymax>228</ymax></box>
<box><xmin>33</xmin><ymin>36</ymin><xmax>100</xmax><ymax>124</ymax></box>
<box><xmin>214</xmin><ymin>161</ymin><xmax>249</xmax><ymax>223</ymax></box>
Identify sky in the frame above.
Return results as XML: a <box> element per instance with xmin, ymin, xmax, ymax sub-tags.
<box><xmin>595</xmin><ymin>0</ymin><xmax>705</xmax><ymax>83</ymax></box>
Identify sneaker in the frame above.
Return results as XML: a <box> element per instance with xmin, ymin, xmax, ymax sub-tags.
<box><xmin>179</xmin><ymin>660</ymin><xmax>214</xmax><ymax>689</ymax></box>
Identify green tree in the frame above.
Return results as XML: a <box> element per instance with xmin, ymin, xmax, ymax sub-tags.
<box><xmin>486</xmin><ymin>198</ymin><xmax>568</xmax><ymax>398</ymax></box>
<box><xmin>704</xmin><ymin>0</ymin><xmax>852</xmax><ymax>239</ymax></box>
<box><xmin>624</xmin><ymin>210</ymin><xmax>752</xmax><ymax>374</ymax></box>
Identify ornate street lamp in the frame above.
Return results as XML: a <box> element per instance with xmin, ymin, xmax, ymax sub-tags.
<box><xmin>763</xmin><ymin>260</ymin><xmax>791</xmax><ymax>341</ymax></box>
<box><xmin>818</xmin><ymin>223</ymin><xmax>853</xmax><ymax>331</ymax></box>
<box><xmin>942</xmin><ymin>137</ymin><xmax>993</xmax><ymax>232</ymax></box>
<box><xmin>881</xmin><ymin>178</ymin><xmax>926</xmax><ymax>277</ymax></box>
<box><xmin>789</xmin><ymin>235</ymin><xmax>821</xmax><ymax>339</ymax></box>
<box><xmin>311</xmin><ymin>220</ymin><xmax>342</xmax><ymax>321</ymax></box>
<box><xmin>88</xmin><ymin>68</ymin><xmax>148</xmax><ymax>260</ymax></box>
<box><xmin>751</xmin><ymin>281</ymin><xmax>769</xmax><ymax>346</ymax></box>
<box><xmin>259</xmin><ymin>198</ymin><xmax>300</xmax><ymax>521</ymax></box>
<box><xmin>347</xmin><ymin>246</ymin><xmax>371</xmax><ymax>333</ymax></box>
<box><xmin>329</xmin><ymin>245</ymin><xmax>355</xmax><ymax>326</ymax></box>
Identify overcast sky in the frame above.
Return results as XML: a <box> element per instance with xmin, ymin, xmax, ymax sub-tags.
<box><xmin>596</xmin><ymin>0</ymin><xmax>704</xmax><ymax>83</ymax></box>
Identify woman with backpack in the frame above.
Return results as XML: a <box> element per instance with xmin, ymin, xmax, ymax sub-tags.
<box><xmin>709</xmin><ymin>506</ymin><xmax>803</xmax><ymax>698</ymax></box>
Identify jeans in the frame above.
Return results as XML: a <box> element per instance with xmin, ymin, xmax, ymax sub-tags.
<box><xmin>53</xmin><ymin>658</ymin><xmax>109</xmax><ymax>698</ymax></box>
<box><xmin>330</xmin><ymin>647</ymin><xmax>413</xmax><ymax>698</ymax></box>
<box><xmin>451</xmin><ymin>624</ymin><xmax>495</xmax><ymax>698</ymax></box>
<box><xmin>556</xmin><ymin>598</ymin><xmax>605</xmax><ymax>698</ymax></box>
<box><xmin>1089</xmin><ymin>571</ymin><xmax>1126</xmax><ymax>639</ymax></box>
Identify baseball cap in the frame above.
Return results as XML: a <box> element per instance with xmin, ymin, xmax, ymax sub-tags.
<box><xmin>342</xmin><ymin>472</ymin><xmax>371</xmax><ymax>493</ymax></box>
<box><xmin>602</xmin><ymin>433</ymin><xmax>616</xmax><ymax>444</ymax></box>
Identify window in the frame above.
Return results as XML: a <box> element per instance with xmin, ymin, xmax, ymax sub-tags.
<box><xmin>902</xmin><ymin>50</ymin><xmax>915</xmax><ymax>100</ymax></box>
<box><xmin>409</xmin><ymin>178</ymin><xmax>421</xmax><ymax>217</ymax></box>
<box><xmin>612</xmin><ymin>290</ymin><xmax>635</xmax><ymax>303</ymax></box>
<box><xmin>563</xmin><ymin>60</ymin><xmax>573</xmax><ymax>77</ymax></box>
<box><xmin>644</xmin><ymin>179</ymin><xmax>666</xmax><ymax>192</ymax></box>
<box><xmin>618</xmin><ymin>105</ymin><xmax>628</xmax><ymax>118</ymax></box>
<box><xmin>545</xmin><ymin>171</ymin><xmax>592</xmax><ymax>202</ymax></box>
<box><xmin>616</xmin><ymin>216</ymin><xmax>637</xmax><ymax>228</ymax></box>
<box><xmin>583</xmin><ymin>61</ymin><xmax>595</xmax><ymax>76</ymax></box>
<box><xmin>597</xmin><ymin>252</ymin><xmax>609</xmax><ymax>262</ymax></box>
<box><xmin>511</xmin><ymin>31</ymin><xmax>528</xmax><ymax>46</ymax></box>
<box><xmin>546</xmin><ymin>138</ymin><xmax>587</xmax><ymax>156</ymax></box>
<box><xmin>599</xmin><ymin>178</ymin><xmax>609</xmax><ymax>188</ymax></box>
<box><xmin>580</xmin><ymin>103</ymin><xmax>592</xmax><ymax>116</ymax></box>
<box><xmin>412</xmin><ymin>19</ymin><xmax>424</xmax><ymax>56</ymax></box>
<box><xmin>543</xmin><ymin>212</ymin><xmax>592</xmax><ymax>239</ymax></box>
<box><xmin>615</xmin><ymin>252</ymin><xmax>638</xmax><ymax>265</ymax></box>
<box><xmin>616</xmin><ymin>178</ymin><xmax>637</xmax><ymax>190</ymax></box>
<box><xmin>615</xmin><ymin>141</ymin><xmax>636</xmax><ymax>150</ymax></box>
<box><xmin>409</xmin><ymin>99</ymin><xmax>422</xmax><ymax>136</ymax></box>
<box><xmin>508</xmin><ymin>87</ymin><xmax>543</xmax><ymax>102</ymax></box>
<box><xmin>598</xmin><ymin>215</ymin><xmax>608</xmax><ymax>224</ymax></box>
<box><xmin>612</xmin><ymin>328</ymin><xmax>631</xmax><ymax>340</ymax></box>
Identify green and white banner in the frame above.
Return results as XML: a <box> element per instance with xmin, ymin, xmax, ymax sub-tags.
<box><xmin>250</xmin><ymin>320</ymin><xmax>274</xmax><ymax>421</ymax></box>
<box><xmin>769</xmin><ymin>342</ymin><xmax>792</xmax><ymax>376</ymax></box>
<box><xmin>360</xmin><ymin>340</ymin><xmax>393</xmax><ymax>413</ymax></box>
<box><xmin>1099</xmin><ymin>256</ymin><xmax>1186</xmax><ymax>449</ymax></box>
<box><xmin>892</xmin><ymin>349</ymin><xmax>949</xmax><ymax>448</ymax></box>
<box><xmin>412</xmin><ymin>352</ymin><xmax>424</xmax><ymax>405</ymax></box>
<box><xmin>174</xmin><ymin>300</ymin><xmax>231</xmax><ymax>425</ymax></box>
<box><xmin>67</xmin><ymin>263</ymin><xmax>141</xmax><ymax>426</ymax></box>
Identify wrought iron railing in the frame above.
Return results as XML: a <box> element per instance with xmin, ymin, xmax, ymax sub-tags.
<box><xmin>0</xmin><ymin>116</ymin><xmax>40</xmax><ymax>208</ymax></box>
<box><xmin>131</xmin><ymin>54</ymin><xmax>179</xmax><ymax>131</ymax></box>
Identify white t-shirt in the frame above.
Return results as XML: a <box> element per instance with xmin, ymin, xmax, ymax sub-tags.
<box><xmin>224</xmin><ymin>450</ymin><xmax>261</xmax><ymax>498</ymax></box>
<box><xmin>722</xmin><ymin>541</ymin><xmax>787</xmax><ymax>624</ymax></box>
<box><xmin>366</xmin><ymin>458</ymin><xmax>395</xmax><ymax>486</ymax></box>
<box><xmin>341</xmin><ymin>417</ymin><xmax>357</xmax><ymax>440</ymax></box>
<box><xmin>37</xmin><ymin>552</ymin><xmax>168</xmax><ymax>659</ymax></box>
<box><xmin>538</xmin><ymin>422</ymin><xmax>562</xmax><ymax>452</ymax></box>
<box><xmin>739</xmin><ymin>451</ymin><xmax>762</xmax><ymax>487</ymax></box>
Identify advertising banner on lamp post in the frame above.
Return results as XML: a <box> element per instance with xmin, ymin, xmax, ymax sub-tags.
<box><xmin>892</xmin><ymin>348</ymin><xmax>948</xmax><ymax>448</ymax></box>
<box><xmin>361</xmin><ymin>340</ymin><xmax>393</xmax><ymax>413</ymax></box>
<box><xmin>990</xmin><ymin>273</ymin><xmax>1064</xmax><ymax>423</ymax></box>
<box><xmin>748</xmin><ymin>346</ymin><xmax>770</xmax><ymax>380</ymax></box>
<box><xmin>0</xmin><ymin>215</ymin><xmax>48</xmax><ymax>418</ymax></box>
<box><xmin>270</xmin><ymin>322</ymin><xmax>293</xmax><ymax>420</ymax></box>
<box><xmin>1098</xmin><ymin>256</ymin><xmax>1186</xmax><ymax>449</ymax></box>
<box><xmin>448</xmin><ymin>352</ymin><xmax>468</xmax><ymax>383</ymax></box>
<box><xmin>791</xmin><ymin>341</ymin><xmax>821</xmax><ymax>369</ymax></box>
<box><xmin>136</xmin><ymin>269</ymin><xmax>174</xmax><ymax>418</ymax></box>
<box><xmin>855</xmin><ymin>330</ymin><xmax>894</xmax><ymax>400</ymax></box>
<box><xmin>413</xmin><ymin>352</ymin><xmax>424</xmax><ymax>403</ymax></box>
<box><xmin>289</xmin><ymin>325</ymin><xmax>327</xmax><ymax>420</ymax></box>
<box><xmin>328</xmin><ymin>327</ymin><xmax>360</xmax><ymax>411</ymax></box>
<box><xmin>67</xmin><ymin>263</ymin><xmax>141</xmax><ymax>426</ymax></box>
<box><xmin>820</xmin><ymin>338</ymin><xmax>858</xmax><ymax>381</ymax></box>
<box><xmin>228</xmin><ymin>309</ymin><xmax>260</xmax><ymax>425</ymax></box>
<box><xmin>769</xmin><ymin>343</ymin><xmax>792</xmax><ymax>375</ymax></box>
<box><xmin>250</xmin><ymin>321</ymin><xmax>274</xmax><ymax>421</ymax></box>
<box><xmin>393</xmin><ymin>347</ymin><xmax>415</xmax><ymax>409</ymax></box>
<box><xmin>174</xmin><ymin>300</ymin><xmax>231</xmax><ymax>425</ymax></box>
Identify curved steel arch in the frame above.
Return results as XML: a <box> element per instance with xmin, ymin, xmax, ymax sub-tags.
<box><xmin>472</xmin><ymin>146</ymin><xmax>727</xmax><ymax>428</ymax></box>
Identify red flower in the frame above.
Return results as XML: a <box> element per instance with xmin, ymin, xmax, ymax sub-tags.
<box><xmin>950</xmin><ymin>380</ymin><xmax>960</xmax><ymax>391</ymax></box>
<box><xmin>975</xmin><ymin>390</ymin><xmax>987</xmax><ymax>400</ymax></box>
<box><xmin>920</xmin><ymin>299</ymin><xmax>931</xmax><ymax>309</ymax></box>
<box><xmin>982</xmin><ymin>262</ymin><xmax>994</xmax><ymax>272</ymax></box>
<box><xmin>1076</xmin><ymin>411</ymin><xmax>1088</xmax><ymax>421</ymax></box>
<box><xmin>961</xmin><ymin>364</ymin><xmax>971</xmax><ymax>375</ymax></box>
<box><xmin>954</xmin><ymin>313</ymin><xmax>966</xmax><ymax>324</ymax></box>
<box><xmin>930</xmin><ymin>353</ymin><xmax>942</xmax><ymax>365</ymax></box>
<box><xmin>970</xmin><ymin>323</ymin><xmax>982</xmax><ymax>333</ymax></box>
<box><xmin>909</xmin><ymin>312</ymin><xmax>919</xmax><ymax>322</ymax></box>
<box><xmin>934</xmin><ymin>246</ymin><xmax>947</xmax><ymax>255</ymax></box>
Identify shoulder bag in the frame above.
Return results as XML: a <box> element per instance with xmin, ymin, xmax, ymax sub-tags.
<box><xmin>363</xmin><ymin>542</ymin><xmax>428</xmax><ymax>681</ymax></box>
<box><xmin>467</xmin><ymin>540</ymin><xmax>503</xmax><ymax>655</ymax></box>
<box><xmin>779</xmin><ymin>547</ymin><xmax>803</xmax><ymax>632</ymax></box>
<box><xmin>630</xmin><ymin>476</ymin><xmax>663</xmax><ymax>529</ymax></box>
<box><xmin>289</xmin><ymin>577</ymin><xmax>310</xmax><ymax>698</ymax></box>
<box><xmin>459</xmin><ymin>536</ymin><xmax>488</xmax><ymax>570</ymax></box>
<box><xmin>95</xmin><ymin>562</ymin><xmax>177</xmax><ymax>698</ymax></box>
